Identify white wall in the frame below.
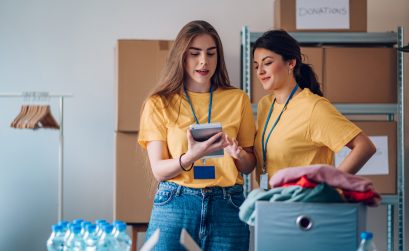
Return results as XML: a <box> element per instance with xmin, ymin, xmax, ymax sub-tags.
<box><xmin>0</xmin><ymin>0</ymin><xmax>273</xmax><ymax>250</ymax></box>
<box><xmin>0</xmin><ymin>0</ymin><xmax>408</xmax><ymax>250</ymax></box>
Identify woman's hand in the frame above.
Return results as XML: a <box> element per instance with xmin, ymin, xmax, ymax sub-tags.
<box><xmin>224</xmin><ymin>135</ymin><xmax>243</xmax><ymax>159</ymax></box>
<box><xmin>184</xmin><ymin>129</ymin><xmax>229</xmax><ymax>162</ymax></box>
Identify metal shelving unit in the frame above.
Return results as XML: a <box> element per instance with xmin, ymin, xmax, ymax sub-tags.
<box><xmin>241</xmin><ymin>26</ymin><xmax>405</xmax><ymax>251</ymax></box>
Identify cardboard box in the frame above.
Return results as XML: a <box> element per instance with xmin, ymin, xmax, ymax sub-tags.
<box><xmin>274</xmin><ymin>0</ymin><xmax>367</xmax><ymax>32</ymax></box>
<box><xmin>116</xmin><ymin>40</ymin><xmax>172</xmax><ymax>132</ymax></box>
<box><xmin>251</xmin><ymin>47</ymin><xmax>324</xmax><ymax>104</ymax></box>
<box><xmin>354</xmin><ymin>121</ymin><xmax>397</xmax><ymax>194</ymax></box>
<box><xmin>323</xmin><ymin>47</ymin><xmax>396</xmax><ymax>103</ymax></box>
<box><xmin>115</xmin><ymin>132</ymin><xmax>155</xmax><ymax>223</ymax></box>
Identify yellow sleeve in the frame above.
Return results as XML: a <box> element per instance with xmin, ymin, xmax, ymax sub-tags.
<box><xmin>138</xmin><ymin>96</ymin><xmax>167</xmax><ymax>149</ymax></box>
<box><xmin>308</xmin><ymin>99</ymin><xmax>361</xmax><ymax>153</ymax></box>
<box><xmin>236</xmin><ymin>94</ymin><xmax>256</xmax><ymax>147</ymax></box>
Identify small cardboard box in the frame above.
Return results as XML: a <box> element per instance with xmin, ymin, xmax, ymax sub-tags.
<box><xmin>116</xmin><ymin>40</ymin><xmax>172</xmax><ymax>132</ymax></box>
<box><xmin>323</xmin><ymin>47</ymin><xmax>396</xmax><ymax>103</ymax></box>
<box><xmin>274</xmin><ymin>0</ymin><xmax>367</xmax><ymax>32</ymax></box>
<box><xmin>115</xmin><ymin>132</ymin><xmax>155</xmax><ymax>223</ymax></box>
<box><xmin>251</xmin><ymin>47</ymin><xmax>324</xmax><ymax>104</ymax></box>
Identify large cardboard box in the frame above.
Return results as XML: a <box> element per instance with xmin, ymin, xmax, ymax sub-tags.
<box><xmin>274</xmin><ymin>0</ymin><xmax>367</xmax><ymax>32</ymax></box>
<box><xmin>251</xmin><ymin>47</ymin><xmax>324</xmax><ymax>104</ymax></box>
<box><xmin>323</xmin><ymin>47</ymin><xmax>396</xmax><ymax>103</ymax></box>
<box><xmin>354</xmin><ymin>121</ymin><xmax>397</xmax><ymax>194</ymax></box>
<box><xmin>116</xmin><ymin>40</ymin><xmax>172</xmax><ymax>132</ymax></box>
<box><xmin>115</xmin><ymin>132</ymin><xmax>155</xmax><ymax>223</ymax></box>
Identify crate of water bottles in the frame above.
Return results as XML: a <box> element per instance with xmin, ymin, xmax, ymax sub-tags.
<box><xmin>46</xmin><ymin>218</ymin><xmax>132</xmax><ymax>251</ymax></box>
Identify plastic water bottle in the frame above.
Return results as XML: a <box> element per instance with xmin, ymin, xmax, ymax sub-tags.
<box><xmin>96</xmin><ymin>221</ymin><xmax>109</xmax><ymax>239</ymax></box>
<box><xmin>47</xmin><ymin>224</ymin><xmax>65</xmax><ymax>251</ymax></box>
<box><xmin>113</xmin><ymin>221</ymin><xmax>131</xmax><ymax>251</ymax></box>
<box><xmin>64</xmin><ymin>224</ymin><xmax>86</xmax><ymax>251</ymax></box>
<box><xmin>96</xmin><ymin>224</ymin><xmax>119</xmax><ymax>251</ymax></box>
<box><xmin>357</xmin><ymin>231</ymin><xmax>378</xmax><ymax>251</ymax></box>
<box><xmin>81</xmin><ymin>221</ymin><xmax>92</xmax><ymax>237</ymax></box>
<box><xmin>84</xmin><ymin>224</ymin><xmax>100</xmax><ymax>251</ymax></box>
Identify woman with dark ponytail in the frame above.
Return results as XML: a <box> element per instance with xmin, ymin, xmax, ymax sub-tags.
<box><xmin>252</xmin><ymin>30</ymin><xmax>376</xmax><ymax>189</ymax></box>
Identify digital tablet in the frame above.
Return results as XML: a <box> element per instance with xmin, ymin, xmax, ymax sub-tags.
<box><xmin>190</xmin><ymin>122</ymin><xmax>224</xmax><ymax>159</ymax></box>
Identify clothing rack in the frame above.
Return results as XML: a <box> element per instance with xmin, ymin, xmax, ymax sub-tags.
<box><xmin>0</xmin><ymin>92</ymin><xmax>73</xmax><ymax>221</ymax></box>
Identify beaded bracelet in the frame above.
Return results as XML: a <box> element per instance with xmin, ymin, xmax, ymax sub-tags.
<box><xmin>179</xmin><ymin>153</ymin><xmax>194</xmax><ymax>171</ymax></box>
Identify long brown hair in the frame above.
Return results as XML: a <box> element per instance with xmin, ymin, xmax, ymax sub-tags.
<box><xmin>150</xmin><ymin>20</ymin><xmax>233</xmax><ymax>101</ymax></box>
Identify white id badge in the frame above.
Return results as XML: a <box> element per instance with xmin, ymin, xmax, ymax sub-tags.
<box><xmin>260</xmin><ymin>173</ymin><xmax>269</xmax><ymax>190</ymax></box>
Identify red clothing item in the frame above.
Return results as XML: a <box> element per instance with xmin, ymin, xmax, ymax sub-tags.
<box><xmin>281</xmin><ymin>176</ymin><xmax>318</xmax><ymax>189</ymax></box>
<box><xmin>343</xmin><ymin>190</ymin><xmax>380</xmax><ymax>205</ymax></box>
<box><xmin>279</xmin><ymin>176</ymin><xmax>381</xmax><ymax>206</ymax></box>
<box><xmin>270</xmin><ymin>165</ymin><xmax>374</xmax><ymax>192</ymax></box>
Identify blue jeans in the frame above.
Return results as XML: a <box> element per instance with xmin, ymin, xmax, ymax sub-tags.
<box><xmin>145</xmin><ymin>181</ymin><xmax>249</xmax><ymax>251</ymax></box>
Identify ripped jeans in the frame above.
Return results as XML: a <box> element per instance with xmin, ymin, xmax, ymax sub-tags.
<box><xmin>145</xmin><ymin>181</ymin><xmax>249</xmax><ymax>251</ymax></box>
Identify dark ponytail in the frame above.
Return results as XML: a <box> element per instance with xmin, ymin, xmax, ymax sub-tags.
<box><xmin>296</xmin><ymin>63</ymin><xmax>323</xmax><ymax>96</ymax></box>
<box><xmin>253</xmin><ymin>30</ymin><xmax>323</xmax><ymax>96</ymax></box>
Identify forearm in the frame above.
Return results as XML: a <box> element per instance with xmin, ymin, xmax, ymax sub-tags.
<box><xmin>233</xmin><ymin>149</ymin><xmax>256</xmax><ymax>174</ymax></box>
<box><xmin>150</xmin><ymin>152</ymin><xmax>197</xmax><ymax>182</ymax></box>
<box><xmin>337</xmin><ymin>134</ymin><xmax>376</xmax><ymax>174</ymax></box>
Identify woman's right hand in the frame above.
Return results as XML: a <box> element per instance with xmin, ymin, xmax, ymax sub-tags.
<box><xmin>184</xmin><ymin>129</ymin><xmax>228</xmax><ymax>162</ymax></box>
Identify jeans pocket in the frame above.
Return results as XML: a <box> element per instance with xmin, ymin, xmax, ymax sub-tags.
<box><xmin>228</xmin><ymin>193</ymin><xmax>245</xmax><ymax>209</ymax></box>
<box><xmin>153</xmin><ymin>189</ymin><xmax>175</xmax><ymax>206</ymax></box>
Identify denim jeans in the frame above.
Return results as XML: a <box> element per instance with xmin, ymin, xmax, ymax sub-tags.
<box><xmin>145</xmin><ymin>181</ymin><xmax>250</xmax><ymax>251</ymax></box>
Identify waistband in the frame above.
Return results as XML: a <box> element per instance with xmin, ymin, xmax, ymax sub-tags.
<box><xmin>158</xmin><ymin>181</ymin><xmax>243</xmax><ymax>196</ymax></box>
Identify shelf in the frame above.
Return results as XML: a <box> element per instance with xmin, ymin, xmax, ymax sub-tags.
<box><xmin>381</xmin><ymin>195</ymin><xmax>398</xmax><ymax>205</ymax></box>
<box><xmin>249</xmin><ymin>31</ymin><xmax>397</xmax><ymax>46</ymax></box>
<box><xmin>334</xmin><ymin>104</ymin><xmax>398</xmax><ymax>115</ymax></box>
<box><xmin>243</xmin><ymin>26</ymin><xmax>405</xmax><ymax>251</ymax></box>
<box><xmin>252</xmin><ymin>103</ymin><xmax>397</xmax><ymax>116</ymax></box>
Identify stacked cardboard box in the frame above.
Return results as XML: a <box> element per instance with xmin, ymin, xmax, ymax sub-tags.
<box><xmin>115</xmin><ymin>40</ymin><xmax>172</xmax><ymax>223</ymax></box>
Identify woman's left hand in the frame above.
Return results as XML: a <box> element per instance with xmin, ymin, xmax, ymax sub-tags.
<box><xmin>224</xmin><ymin>135</ymin><xmax>243</xmax><ymax>160</ymax></box>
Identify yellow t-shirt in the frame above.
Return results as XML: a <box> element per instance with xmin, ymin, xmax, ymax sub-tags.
<box><xmin>138</xmin><ymin>87</ymin><xmax>256</xmax><ymax>188</ymax></box>
<box><xmin>255</xmin><ymin>88</ymin><xmax>361</xmax><ymax>180</ymax></box>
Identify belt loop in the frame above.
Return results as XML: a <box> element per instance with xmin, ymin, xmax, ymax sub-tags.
<box><xmin>175</xmin><ymin>184</ymin><xmax>182</xmax><ymax>196</ymax></box>
<box><xmin>222</xmin><ymin>187</ymin><xmax>227</xmax><ymax>199</ymax></box>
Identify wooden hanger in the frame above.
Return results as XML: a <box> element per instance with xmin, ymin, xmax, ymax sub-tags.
<box><xmin>10</xmin><ymin>105</ymin><xmax>29</xmax><ymax>128</ymax></box>
<box><xmin>10</xmin><ymin>94</ymin><xmax>60</xmax><ymax>129</ymax></box>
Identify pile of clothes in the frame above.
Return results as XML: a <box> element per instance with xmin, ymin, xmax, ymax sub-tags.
<box><xmin>239</xmin><ymin>165</ymin><xmax>381</xmax><ymax>225</ymax></box>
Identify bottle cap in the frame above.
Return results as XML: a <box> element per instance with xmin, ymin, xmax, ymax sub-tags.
<box><xmin>51</xmin><ymin>224</ymin><xmax>61</xmax><ymax>232</ymax></box>
<box><xmin>103</xmin><ymin>224</ymin><xmax>114</xmax><ymax>234</ymax></box>
<box><xmin>361</xmin><ymin>231</ymin><xmax>373</xmax><ymax>240</ymax></box>
<box><xmin>86</xmin><ymin>224</ymin><xmax>97</xmax><ymax>233</ymax></box>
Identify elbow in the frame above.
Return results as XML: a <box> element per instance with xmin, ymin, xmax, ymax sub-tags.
<box><xmin>152</xmin><ymin>172</ymin><xmax>167</xmax><ymax>182</ymax></box>
<box><xmin>151</xmin><ymin>167</ymin><xmax>167</xmax><ymax>182</ymax></box>
<box><xmin>368</xmin><ymin>140</ymin><xmax>377</xmax><ymax>158</ymax></box>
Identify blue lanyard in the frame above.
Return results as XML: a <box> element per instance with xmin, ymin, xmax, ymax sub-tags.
<box><xmin>261</xmin><ymin>84</ymin><xmax>299</xmax><ymax>173</ymax></box>
<box><xmin>183</xmin><ymin>84</ymin><xmax>213</xmax><ymax>124</ymax></box>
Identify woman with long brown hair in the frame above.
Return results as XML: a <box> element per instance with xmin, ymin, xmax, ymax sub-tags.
<box><xmin>138</xmin><ymin>20</ymin><xmax>255</xmax><ymax>250</ymax></box>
